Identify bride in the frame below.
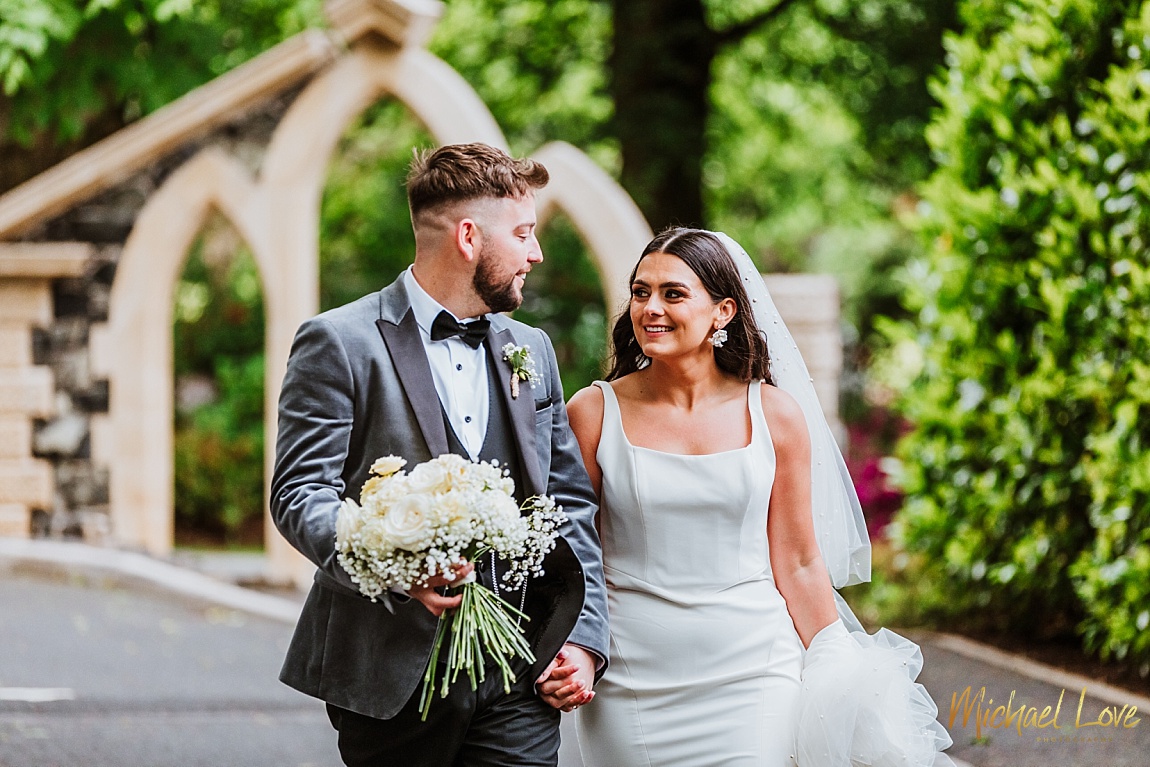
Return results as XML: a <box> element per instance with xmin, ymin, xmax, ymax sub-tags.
<box><xmin>563</xmin><ymin>228</ymin><xmax>954</xmax><ymax>766</ymax></box>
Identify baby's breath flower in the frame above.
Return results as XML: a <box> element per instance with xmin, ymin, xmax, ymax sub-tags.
<box><xmin>336</xmin><ymin>454</ymin><xmax>567</xmax><ymax>602</ymax></box>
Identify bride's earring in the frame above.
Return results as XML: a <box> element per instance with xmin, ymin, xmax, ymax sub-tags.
<box><xmin>709</xmin><ymin>327</ymin><xmax>728</xmax><ymax>348</ymax></box>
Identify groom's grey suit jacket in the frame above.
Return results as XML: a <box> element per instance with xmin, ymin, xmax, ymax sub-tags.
<box><xmin>271</xmin><ymin>277</ymin><xmax>609</xmax><ymax>720</ymax></box>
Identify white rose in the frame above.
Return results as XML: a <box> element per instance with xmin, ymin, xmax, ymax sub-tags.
<box><xmin>357</xmin><ymin>516</ymin><xmax>391</xmax><ymax>552</ymax></box>
<box><xmin>370</xmin><ymin>455</ymin><xmax>407</xmax><ymax>477</ymax></box>
<box><xmin>380</xmin><ymin>493</ymin><xmax>435</xmax><ymax>550</ymax></box>
<box><xmin>492</xmin><ymin>493</ymin><xmax>521</xmax><ymax>524</ymax></box>
<box><xmin>437</xmin><ymin>490</ymin><xmax>473</xmax><ymax>526</ymax></box>
<box><xmin>408</xmin><ymin>461</ymin><xmax>451</xmax><ymax>495</ymax></box>
<box><xmin>359</xmin><ymin>492</ymin><xmax>389</xmax><ymax>521</ymax></box>
<box><xmin>336</xmin><ymin>497</ymin><xmax>364</xmax><ymax>547</ymax></box>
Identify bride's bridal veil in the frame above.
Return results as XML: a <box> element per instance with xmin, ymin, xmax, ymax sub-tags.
<box><xmin>709</xmin><ymin>231</ymin><xmax>955</xmax><ymax>767</ymax></box>
<box><xmin>708</xmin><ymin>232</ymin><xmax>870</xmax><ymax>598</ymax></box>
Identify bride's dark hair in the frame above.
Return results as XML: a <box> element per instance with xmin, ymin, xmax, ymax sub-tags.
<box><xmin>605</xmin><ymin>228</ymin><xmax>773</xmax><ymax>383</ymax></box>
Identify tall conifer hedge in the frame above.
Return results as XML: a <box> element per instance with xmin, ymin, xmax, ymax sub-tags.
<box><xmin>889</xmin><ymin>0</ymin><xmax>1150</xmax><ymax>672</ymax></box>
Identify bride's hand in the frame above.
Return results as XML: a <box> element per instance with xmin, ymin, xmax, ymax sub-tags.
<box><xmin>535</xmin><ymin>644</ymin><xmax>596</xmax><ymax>712</ymax></box>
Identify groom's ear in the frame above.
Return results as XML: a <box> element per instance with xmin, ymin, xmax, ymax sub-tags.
<box><xmin>455</xmin><ymin>218</ymin><xmax>481</xmax><ymax>263</ymax></box>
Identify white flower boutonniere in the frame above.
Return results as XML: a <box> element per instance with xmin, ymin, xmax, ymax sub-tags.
<box><xmin>501</xmin><ymin>343</ymin><xmax>541</xmax><ymax>399</ymax></box>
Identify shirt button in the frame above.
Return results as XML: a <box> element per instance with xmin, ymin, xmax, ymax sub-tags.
<box><xmin>456</xmin><ymin>364</ymin><xmax>463</xmax><ymax>371</ymax></box>
<box><xmin>465</xmin><ymin>416</ymin><xmax>472</xmax><ymax>423</ymax></box>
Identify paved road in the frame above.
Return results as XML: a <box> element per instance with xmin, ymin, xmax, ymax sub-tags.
<box><xmin>0</xmin><ymin>558</ymin><xmax>590</xmax><ymax>767</ymax></box>
<box><xmin>2</xmin><ymin>544</ymin><xmax>1147</xmax><ymax>767</ymax></box>
<box><xmin>0</xmin><ymin>568</ymin><xmax>339</xmax><ymax>767</ymax></box>
<box><xmin>916</xmin><ymin>634</ymin><xmax>1148</xmax><ymax>767</ymax></box>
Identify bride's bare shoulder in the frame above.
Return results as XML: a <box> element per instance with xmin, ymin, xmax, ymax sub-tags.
<box><xmin>759</xmin><ymin>382</ymin><xmax>810</xmax><ymax>451</ymax></box>
<box><xmin>566</xmin><ymin>384</ymin><xmax>605</xmax><ymax>440</ymax></box>
<box><xmin>604</xmin><ymin>371</ymin><xmax>648</xmax><ymax>403</ymax></box>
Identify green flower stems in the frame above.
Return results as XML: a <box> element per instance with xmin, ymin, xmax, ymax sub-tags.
<box><xmin>418</xmin><ymin>581</ymin><xmax>535</xmax><ymax>721</ymax></box>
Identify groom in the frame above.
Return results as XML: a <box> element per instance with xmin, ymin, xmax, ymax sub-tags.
<box><xmin>270</xmin><ymin>143</ymin><xmax>608</xmax><ymax>766</ymax></box>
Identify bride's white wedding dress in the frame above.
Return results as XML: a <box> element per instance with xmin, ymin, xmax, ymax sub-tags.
<box><xmin>575</xmin><ymin>380</ymin><xmax>803</xmax><ymax>766</ymax></box>
<box><xmin>573</xmin><ymin>379</ymin><xmax>955</xmax><ymax>767</ymax></box>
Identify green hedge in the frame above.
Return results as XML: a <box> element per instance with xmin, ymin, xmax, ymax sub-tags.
<box><xmin>885</xmin><ymin>0</ymin><xmax>1150</xmax><ymax>673</ymax></box>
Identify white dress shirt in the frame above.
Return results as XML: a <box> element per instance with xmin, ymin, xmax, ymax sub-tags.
<box><xmin>402</xmin><ymin>268</ymin><xmax>490</xmax><ymax>458</ymax></box>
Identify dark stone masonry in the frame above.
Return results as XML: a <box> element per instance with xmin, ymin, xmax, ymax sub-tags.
<box><xmin>19</xmin><ymin>84</ymin><xmax>306</xmax><ymax>540</ymax></box>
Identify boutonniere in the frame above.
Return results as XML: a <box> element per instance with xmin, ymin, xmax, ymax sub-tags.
<box><xmin>502</xmin><ymin>343</ymin><xmax>541</xmax><ymax>399</ymax></box>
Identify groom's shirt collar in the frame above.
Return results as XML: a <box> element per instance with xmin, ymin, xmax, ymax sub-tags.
<box><xmin>403</xmin><ymin>267</ymin><xmax>488</xmax><ymax>337</ymax></box>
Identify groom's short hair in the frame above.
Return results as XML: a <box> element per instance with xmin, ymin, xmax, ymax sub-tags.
<box><xmin>406</xmin><ymin>143</ymin><xmax>548</xmax><ymax>223</ymax></box>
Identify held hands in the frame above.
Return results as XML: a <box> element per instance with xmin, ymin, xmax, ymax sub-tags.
<box><xmin>535</xmin><ymin>644</ymin><xmax>596</xmax><ymax>712</ymax></box>
<box><xmin>407</xmin><ymin>562</ymin><xmax>475</xmax><ymax>617</ymax></box>
<box><xmin>408</xmin><ymin>568</ymin><xmax>598</xmax><ymax>712</ymax></box>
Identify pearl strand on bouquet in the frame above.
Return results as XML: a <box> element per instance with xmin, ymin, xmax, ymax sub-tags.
<box><xmin>490</xmin><ymin>551</ymin><xmax>528</xmax><ymax>627</ymax></box>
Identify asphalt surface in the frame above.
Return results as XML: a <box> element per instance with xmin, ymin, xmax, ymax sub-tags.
<box><xmin>0</xmin><ymin>567</ymin><xmax>339</xmax><ymax>767</ymax></box>
<box><xmin>917</xmin><ymin>636</ymin><xmax>1148</xmax><ymax>767</ymax></box>
<box><xmin>1</xmin><ymin>543</ymin><xmax>1147</xmax><ymax>767</ymax></box>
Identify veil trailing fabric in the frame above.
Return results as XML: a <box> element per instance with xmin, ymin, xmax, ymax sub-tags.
<box><xmin>709</xmin><ymin>232</ymin><xmax>955</xmax><ymax>767</ymax></box>
<box><xmin>709</xmin><ymin>232</ymin><xmax>870</xmax><ymax>593</ymax></box>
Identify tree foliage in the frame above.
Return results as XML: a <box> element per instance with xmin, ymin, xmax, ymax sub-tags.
<box><xmin>172</xmin><ymin>223</ymin><xmax>267</xmax><ymax>543</ymax></box>
<box><xmin>885</xmin><ymin>0</ymin><xmax>1150</xmax><ymax>671</ymax></box>
<box><xmin>0</xmin><ymin>0</ymin><xmax>322</xmax><ymax>192</ymax></box>
<box><xmin>430</xmin><ymin>0</ymin><xmax>615</xmax><ymax>163</ymax></box>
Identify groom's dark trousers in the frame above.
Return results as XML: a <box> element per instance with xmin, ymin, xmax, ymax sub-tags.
<box><xmin>325</xmin><ymin>652</ymin><xmax>559</xmax><ymax>767</ymax></box>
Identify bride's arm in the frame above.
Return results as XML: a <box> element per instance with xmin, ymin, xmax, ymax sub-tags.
<box><xmin>762</xmin><ymin>384</ymin><xmax>840</xmax><ymax>648</ymax></box>
<box><xmin>565</xmin><ymin>385</ymin><xmax>605</xmax><ymax>501</ymax></box>
<box><xmin>535</xmin><ymin>385</ymin><xmax>606</xmax><ymax>711</ymax></box>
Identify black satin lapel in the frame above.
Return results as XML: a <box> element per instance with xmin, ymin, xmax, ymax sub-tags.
<box><xmin>376</xmin><ymin>312</ymin><xmax>449</xmax><ymax>457</ymax></box>
<box><xmin>487</xmin><ymin>329</ymin><xmax>545</xmax><ymax>497</ymax></box>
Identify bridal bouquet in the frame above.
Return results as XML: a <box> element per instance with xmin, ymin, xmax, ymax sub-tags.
<box><xmin>335</xmin><ymin>453</ymin><xmax>566</xmax><ymax>720</ymax></box>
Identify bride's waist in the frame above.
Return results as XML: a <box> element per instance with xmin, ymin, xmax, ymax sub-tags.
<box><xmin>603</xmin><ymin>564</ymin><xmax>779</xmax><ymax>601</ymax></box>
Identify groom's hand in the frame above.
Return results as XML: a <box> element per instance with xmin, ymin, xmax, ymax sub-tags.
<box><xmin>535</xmin><ymin>644</ymin><xmax>595</xmax><ymax>712</ymax></box>
<box><xmin>408</xmin><ymin>562</ymin><xmax>474</xmax><ymax>617</ymax></box>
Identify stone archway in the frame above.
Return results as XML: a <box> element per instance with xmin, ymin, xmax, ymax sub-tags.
<box><xmin>99</xmin><ymin>149</ymin><xmax>269</xmax><ymax>557</ymax></box>
<box><xmin>96</xmin><ymin>7</ymin><xmax>653</xmax><ymax>586</ymax></box>
<box><xmin>532</xmin><ymin>142</ymin><xmax>653</xmax><ymax>316</ymax></box>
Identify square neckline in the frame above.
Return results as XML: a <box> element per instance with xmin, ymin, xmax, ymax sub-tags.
<box><xmin>596</xmin><ymin>380</ymin><xmax>762</xmax><ymax>458</ymax></box>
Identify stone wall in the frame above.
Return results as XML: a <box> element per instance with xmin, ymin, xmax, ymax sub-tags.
<box><xmin>28</xmin><ymin>246</ymin><xmax>117</xmax><ymax>540</ymax></box>
<box><xmin>2</xmin><ymin>86</ymin><xmax>304</xmax><ymax>542</ymax></box>
<box><xmin>0</xmin><ymin>244</ymin><xmax>89</xmax><ymax>537</ymax></box>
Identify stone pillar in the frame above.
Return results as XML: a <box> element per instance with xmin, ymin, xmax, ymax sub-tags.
<box><xmin>0</xmin><ymin>244</ymin><xmax>91</xmax><ymax>537</ymax></box>
<box><xmin>763</xmin><ymin>274</ymin><xmax>846</xmax><ymax>449</ymax></box>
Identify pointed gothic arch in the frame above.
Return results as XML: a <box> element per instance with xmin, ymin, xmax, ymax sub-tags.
<box><xmin>88</xmin><ymin>14</ymin><xmax>652</xmax><ymax>585</ymax></box>
<box><xmin>99</xmin><ymin>149</ymin><xmax>267</xmax><ymax>554</ymax></box>
<box><xmin>532</xmin><ymin>142</ymin><xmax>653</xmax><ymax>317</ymax></box>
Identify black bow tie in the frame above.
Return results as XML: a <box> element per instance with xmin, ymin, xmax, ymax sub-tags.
<box><xmin>430</xmin><ymin>310</ymin><xmax>490</xmax><ymax>349</ymax></box>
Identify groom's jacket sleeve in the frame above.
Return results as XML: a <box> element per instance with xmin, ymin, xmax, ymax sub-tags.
<box><xmin>538</xmin><ymin>332</ymin><xmax>611</xmax><ymax>674</ymax></box>
<box><xmin>269</xmin><ymin>316</ymin><xmax>364</xmax><ymax>595</ymax></box>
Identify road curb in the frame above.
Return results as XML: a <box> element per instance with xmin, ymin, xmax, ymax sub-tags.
<box><xmin>922</xmin><ymin>630</ymin><xmax>1150</xmax><ymax>714</ymax></box>
<box><xmin>0</xmin><ymin>538</ymin><xmax>302</xmax><ymax>625</ymax></box>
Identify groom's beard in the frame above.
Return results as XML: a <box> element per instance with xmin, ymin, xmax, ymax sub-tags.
<box><xmin>473</xmin><ymin>243</ymin><xmax>523</xmax><ymax>314</ymax></box>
